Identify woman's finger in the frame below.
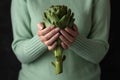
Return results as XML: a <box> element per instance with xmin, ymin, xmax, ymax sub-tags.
<box><xmin>44</xmin><ymin>32</ymin><xmax>60</xmax><ymax>46</ymax></box>
<box><xmin>59</xmin><ymin>35</ymin><xmax>71</xmax><ymax>47</ymax></box>
<box><xmin>38</xmin><ymin>26</ymin><xmax>55</xmax><ymax>36</ymax></box>
<box><xmin>61</xmin><ymin>42</ymin><xmax>68</xmax><ymax>49</ymax></box>
<box><xmin>65</xmin><ymin>27</ymin><xmax>77</xmax><ymax>37</ymax></box>
<box><xmin>37</xmin><ymin>22</ymin><xmax>44</xmax><ymax>30</ymax></box>
<box><xmin>73</xmin><ymin>24</ymin><xmax>78</xmax><ymax>31</ymax></box>
<box><xmin>60</xmin><ymin>30</ymin><xmax>74</xmax><ymax>43</ymax></box>
<box><xmin>65</xmin><ymin>25</ymin><xmax>79</xmax><ymax>37</ymax></box>
<box><xmin>44</xmin><ymin>28</ymin><xmax>60</xmax><ymax>40</ymax></box>
<box><xmin>48</xmin><ymin>42</ymin><xmax>57</xmax><ymax>51</ymax></box>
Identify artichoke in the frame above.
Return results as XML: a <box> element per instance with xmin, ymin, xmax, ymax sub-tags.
<box><xmin>43</xmin><ymin>5</ymin><xmax>75</xmax><ymax>74</ymax></box>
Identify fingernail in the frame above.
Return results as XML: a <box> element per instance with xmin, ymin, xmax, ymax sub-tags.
<box><xmin>57</xmin><ymin>32</ymin><xmax>60</xmax><ymax>35</ymax></box>
<box><xmin>55</xmin><ymin>28</ymin><xmax>60</xmax><ymax>31</ymax></box>
<box><xmin>38</xmin><ymin>24</ymin><xmax>43</xmax><ymax>30</ymax></box>
<box><xmin>65</xmin><ymin>27</ymin><xmax>68</xmax><ymax>31</ymax></box>
<box><xmin>60</xmin><ymin>29</ymin><xmax>64</xmax><ymax>33</ymax></box>
<box><xmin>50</xmin><ymin>26</ymin><xmax>55</xmax><ymax>29</ymax></box>
<box><xmin>40</xmin><ymin>26</ymin><xmax>43</xmax><ymax>30</ymax></box>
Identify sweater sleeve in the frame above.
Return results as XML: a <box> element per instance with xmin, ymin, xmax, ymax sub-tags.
<box><xmin>70</xmin><ymin>0</ymin><xmax>110</xmax><ymax>64</ymax></box>
<box><xmin>11</xmin><ymin>0</ymin><xmax>47</xmax><ymax>64</ymax></box>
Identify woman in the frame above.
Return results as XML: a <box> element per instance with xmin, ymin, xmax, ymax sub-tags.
<box><xmin>11</xmin><ymin>0</ymin><xmax>110</xmax><ymax>80</ymax></box>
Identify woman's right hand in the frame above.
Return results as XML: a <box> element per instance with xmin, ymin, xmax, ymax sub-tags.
<box><xmin>37</xmin><ymin>22</ymin><xmax>60</xmax><ymax>51</ymax></box>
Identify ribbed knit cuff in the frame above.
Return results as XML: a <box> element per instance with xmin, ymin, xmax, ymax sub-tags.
<box><xmin>69</xmin><ymin>35</ymin><xmax>101</xmax><ymax>64</ymax></box>
<box><xmin>23</xmin><ymin>35</ymin><xmax>47</xmax><ymax>62</ymax></box>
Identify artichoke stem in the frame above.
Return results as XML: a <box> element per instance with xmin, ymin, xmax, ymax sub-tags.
<box><xmin>55</xmin><ymin>61</ymin><xmax>63</xmax><ymax>74</ymax></box>
<box><xmin>53</xmin><ymin>46</ymin><xmax>64</xmax><ymax>74</ymax></box>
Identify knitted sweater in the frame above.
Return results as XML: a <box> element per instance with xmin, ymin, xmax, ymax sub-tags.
<box><xmin>11</xmin><ymin>0</ymin><xmax>110</xmax><ymax>80</ymax></box>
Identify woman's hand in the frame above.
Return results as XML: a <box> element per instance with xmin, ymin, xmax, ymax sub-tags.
<box><xmin>59</xmin><ymin>24</ymin><xmax>79</xmax><ymax>49</ymax></box>
<box><xmin>37</xmin><ymin>22</ymin><xmax>60</xmax><ymax>51</ymax></box>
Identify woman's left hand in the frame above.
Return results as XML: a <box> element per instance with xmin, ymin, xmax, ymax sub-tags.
<box><xmin>59</xmin><ymin>24</ymin><xmax>79</xmax><ymax>49</ymax></box>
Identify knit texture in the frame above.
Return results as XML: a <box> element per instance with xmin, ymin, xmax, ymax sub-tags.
<box><xmin>11</xmin><ymin>0</ymin><xmax>110</xmax><ymax>80</ymax></box>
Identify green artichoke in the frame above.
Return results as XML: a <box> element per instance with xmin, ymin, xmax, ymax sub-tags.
<box><xmin>43</xmin><ymin>5</ymin><xmax>75</xmax><ymax>74</ymax></box>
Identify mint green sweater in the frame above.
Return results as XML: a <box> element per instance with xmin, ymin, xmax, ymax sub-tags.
<box><xmin>11</xmin><ymin>0</ymin><xmax>110</xmax><ymax>80</ymax></box>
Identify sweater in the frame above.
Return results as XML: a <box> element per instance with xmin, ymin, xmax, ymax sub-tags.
<box><xmin>11</xmin><ymin>0</ymin><xmax>110</xmax><ymax>80</ymax></box>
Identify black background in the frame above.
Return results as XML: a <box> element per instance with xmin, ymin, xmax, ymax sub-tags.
<box><xmin>0</xmin><ymin>0</ymin><xmax>119</xmax><ymax>80</ymax></box>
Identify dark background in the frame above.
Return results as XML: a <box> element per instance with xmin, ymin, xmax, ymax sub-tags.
<box><xmin>0</xmin><ymin>0</ymin><xmax>119</xmax><ymax>80</ymax></box>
